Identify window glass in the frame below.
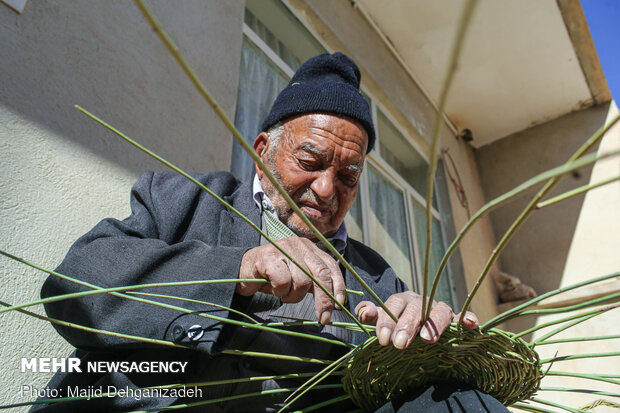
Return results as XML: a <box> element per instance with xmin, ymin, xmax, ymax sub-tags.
<box><xmin>367</xmin><ymin>165</ymin><xmax>414</xmax><ymax>288</ymax></box>
<box><xmin>377</xmin><ymin>108</ymin><xmax>430</xmax><ymax>201</ymax></box>
<box><xmin>344</xmin><ymin>194</ymin><xmax>363</xmax><ymax>242</ymax></box>
<box><xmin>231</xmin><ymin>38</ymin><xmax>290</xmax><ymax>182</ymax></box>
<box><xmin>245</xmin><ymin>0</ymin><xmax>326</xmax><ymax>68</ymax></box>
<box><xmin>244</xmin><ymin>8</ymin><xmax>301</xmax><ymax>71</ymax></box>
<box><xmin>411</xmin><ymin>198</ymin><xmax>455</xmax><ymax>306</ymax></box>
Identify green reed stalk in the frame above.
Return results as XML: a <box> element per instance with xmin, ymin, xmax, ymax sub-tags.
<box><xmin>580</xmin><ymin>399</ymin><xmax>620</xmax><ymax>410</ymax></box>
<box><xmin>429</xmin><ymin>148</ymin><xmax>620</xmax><ymax>325</ymax></box>
<box><xmin>544</xmin><ymin>371</ymin><xmax>619</xmax><ymax>385</ymax></box>
<box><xmin>531</xmin><ymin>304</ymin><xmax>619</xmax><ymax>344</ymax></box>
<box><xmin>458</xmin><ymin>113</ymin><xmax>620</xmax><ymax>326</ymax></box>
<box><xmin>280</xmin><ymin>344</ymin><xmax>362</xmax><ymax>412</ymax></box>
<box><xmin>538</xmin><ymin>388</ymin><xmax>619</xmax><ymax>398</ymax></box>
<box><xmin>482</xmin><ymin>271</ymin><xmax>619</xmax><ymax>330</ymax></box>
<box><xmin>529</xmin><ymin>397</ymin><xmax>583</xmax><ymax>413</ymax></box>
<box><xmin>422</xmin><ymin>0</ymin><xmax>478</xmax><ymax>321</ymax></box>
<box><xmin>0</xmin><ymin>250</ymin><xmax>352</xmax><ymax>348</ymax></box>
<box><xmin>263</xmin><ymin>320</ymin><xmax>374</xmax><ymax>332</ymax></box>
<box><xmin>133</xmin><ymin>384</ymin><xmax>344</xmax><ymax>412</ymax></box>
<box><xmin>126</xmin><ymin>291</ymin><xmax>259</xmax><ymax>324</ymax></box>
<box><xmin>537</xmin><ymin>175</ymin><xmax>620</xmax><ymax>209</ymax></box>
<box><xmin>514</xmin><ymin>291</ymin><xmax>620</xmax><ymax>318</ymax></box>
<box><xmin>75</xmin><ymin>105</ymin><xmax>369</xmax><ymax>336</ymax></box>
<box><xmin>0</xmin><ymin>372</ymin><xmax>340</xmax><ymax>410</ymax></box>
<box><xmin>511</xmin><ymin>403</ymin><xmax>556</xmax><ymax>413</ymax></box>
<box><xmin>512</xmin><ymin>303</ymin><xmax>618</xmax><ymax>340</ymax></box>
<box><xmin>541</xmin><ymin>352</ymin><xmax>620</xmax><ymax>364</ymax></box>
<box><xmin>220</xmin><ymin>349</ymin><xmax>332</xmax><ymax>365</ymax></box>
<box><xmin>0</xmin><ymin>300</ymin><xmax>184</xmax><ymax>349</ymax></box>
<box><xmin>132</xmin><ymin>0</ymin><xmax>396</xmax><ymax>323</ymax></box>
<box><xmin>536</xmin><ymin>334</ymin><xmax>620</xmax><ymax>345</ymax></box>
<box><xmin>297</xmin><ymin>394</ymin><xmax>351</xmax><ymax>412</ymax></box>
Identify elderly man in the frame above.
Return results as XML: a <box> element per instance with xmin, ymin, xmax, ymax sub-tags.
<box><xmin>39</xmin><ymin>53</ymin><xmax>507</xmax><ymax>412</ymax></box>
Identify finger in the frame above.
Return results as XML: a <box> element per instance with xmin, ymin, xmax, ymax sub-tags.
<box><xmin>264</xmin><ymin>258</ymin><xmax>293</xmax><ymax>298</ymax></box>
<box><xmin>281</xmin><ymin>259</ymin><xmax>313</xmax><ymax>303</ymax></box>
<box><xmin>303</xmin><ymin>251</ymin><xmax>335</xmax><ymax>324</ymax></box>
<box><xmin>391</xmin><ymin>293</ymin><xmax>424</xmax><ymax>349</ymax></box>
<box><xmin>237</xmin><ymin>248</ymin><xmax>264</xmax><ymax>296</ymax></box>
<box><xmin>420</xmin><ymin>301</ymin><xmax>453</xmax><ymax>343</ymax></box>
<box><xmin>453</xmin><ymin>311</ymin><xmax>479</xmax><ymax>329</ymax></box>
<box><xmin>376</xmin><ymin>295</ymin><xmax>409</xmax><ymax>346</ymax></box>
<box><xmin>317</xmin><ymin>249</ymin><xmax>345</xmax><ymax>307</ymax></box>
<box><xmin>355</xmin><ymin>301</ymin><xmax>378</xmax><ymax>325</ymax></box>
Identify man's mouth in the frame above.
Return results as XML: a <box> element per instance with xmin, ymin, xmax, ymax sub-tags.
<box><xmin>299</xmin><ymin>203</ymin><xmax>332</xmax><ymax>221</ymax></box>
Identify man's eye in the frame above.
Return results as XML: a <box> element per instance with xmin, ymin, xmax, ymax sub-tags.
<box><xmin>341</xmin><ymin>174</ymin><xmax>359</xmax><ymax>186</ymax></box>
<box><xmin>299</xmin><ymin>160</ymin><xmax>319</xmax><ymax>170</ymax></box>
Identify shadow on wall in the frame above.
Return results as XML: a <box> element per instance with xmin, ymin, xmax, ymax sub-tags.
<box><xmin>475</xmin><ymin>102</ymin><xmax>611</xmax><ymax>334</ymax></box>
<box><xmin>0</xmin><ymin>1</ymin><xmax>242</xmax><ymax>175</ymax></box>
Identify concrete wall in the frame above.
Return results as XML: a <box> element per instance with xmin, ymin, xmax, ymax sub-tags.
<box><xmin>0</xmin><ymin>0</ymin><xmax>243</xmax><ymax>408</ymax></box>
<box><xmin>476</xmin><ymin>103</ymin><xmax>609</xmax><ymax>296</ymax></box>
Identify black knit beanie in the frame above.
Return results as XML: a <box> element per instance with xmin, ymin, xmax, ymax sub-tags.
<box><xmin>260</xmin><ymin>52</ymin><xmax>376</xmax><ymax>153</ymax></box>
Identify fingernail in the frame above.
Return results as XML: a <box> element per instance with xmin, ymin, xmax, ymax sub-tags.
<box><xmin>357</xmin><ymin>306</ymin><xmax>367</xmax><ymax>320</ymax></box>
<box><xmin>393</xmin><ymin>331</ymin><xmax>408</xmax><ymax>349</ymax></box>
<box><xmin>420</xmin><ymin>325</ymin><xmax>433</xmax><ymax>341</ymax></box>
<box><xmin>465</xmin><ymin>315</ymin><xmax>476</xmax><ymax>324</ymax></box>
<box><xmin>378</xmin><ymin>327</ymin><xmax>391</xmax><ymax>345</ymax></box>
<box><xmin>336</xmin><ymin>293</ymin><xmax>345</xmax><ymax>306</ymax></box>
<box><xmin>320</xmin><ymin>311</ymin><xmax>332</xmax><ymax>325</ymax></box>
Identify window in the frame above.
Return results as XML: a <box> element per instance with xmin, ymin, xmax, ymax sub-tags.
<box><xmin>232</xmin><ymin>1</ymin><xmax>465</xmax><ymax>308</ymax></box>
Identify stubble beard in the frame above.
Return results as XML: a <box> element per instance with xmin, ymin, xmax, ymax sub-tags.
<box><xmin>261</xmin><ymin>166</ymin><xmax>338</xmax><ymax>241</ymax></box>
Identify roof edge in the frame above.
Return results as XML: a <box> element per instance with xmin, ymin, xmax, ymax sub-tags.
<box><xmin>557</xmin><ymin>0</ymin><xmax>611</xmax><ymax>105</ymax></box>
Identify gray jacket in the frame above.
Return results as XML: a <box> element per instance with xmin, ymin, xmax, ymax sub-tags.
<box><xmin>39</xmin><ymin>171</ymin><xmax>407</xmax><ymax>412</ymax></box>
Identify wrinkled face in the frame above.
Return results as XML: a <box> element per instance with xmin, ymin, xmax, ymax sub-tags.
<box><xmin>254</xmin><ymin>113</ymin><xmax>368</xmax><ymax>240</ymax></box>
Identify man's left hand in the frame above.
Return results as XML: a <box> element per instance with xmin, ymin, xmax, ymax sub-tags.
<box><xmin>355</xmin><ymin>292</ymin><xmax>479</xmax><ymax>349</ymax></box>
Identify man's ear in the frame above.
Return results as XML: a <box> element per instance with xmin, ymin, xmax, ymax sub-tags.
<box><xmin>253</xmin><ymin>132</ymin><xmax>269</xmax><ymax>179</ymax></box>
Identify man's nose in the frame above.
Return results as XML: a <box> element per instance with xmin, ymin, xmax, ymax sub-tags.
<box><xmin>310</xmin><ymin>169</ymin><xmax>337</xmax><ymax>203</ymax></box>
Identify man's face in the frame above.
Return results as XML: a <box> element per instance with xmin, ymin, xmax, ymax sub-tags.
<box><xmin>254</xmin><ymin>113</ymin><xmax>368</xmax><ymax>240</ymax></box>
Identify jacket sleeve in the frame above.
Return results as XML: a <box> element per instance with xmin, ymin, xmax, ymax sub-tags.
<box><xmin>41</xmin><ymin>171</ymin><xmax>251</xmax><ymax>355</ymax></box>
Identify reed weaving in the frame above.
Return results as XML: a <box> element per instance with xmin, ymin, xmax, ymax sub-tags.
<box><xmin>38</xmin><ymin>53</ymin><xmax>508</xmax><ymax>412</ymax></box>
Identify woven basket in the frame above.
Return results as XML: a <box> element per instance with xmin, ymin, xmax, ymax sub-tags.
<box><xmin>342</xmin><ymin>326</ymin><xmax>543</xmax><ymax>411</ymax></box>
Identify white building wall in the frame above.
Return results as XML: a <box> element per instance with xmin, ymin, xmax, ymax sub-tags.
<box><xmin>0</xmin><ymin>0</ymin><xmax>244</xmax><ymax>407</ymax></box>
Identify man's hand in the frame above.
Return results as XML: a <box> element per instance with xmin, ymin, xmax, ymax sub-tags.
<box><xmin>237</xmin><ymin>237</ymin><xmax>345</xmax><ymax>324</ymax></box>
<box><xmin>355</xmin><ymin>292</ymin><xmax>479</xmax><ymax>349</ymax></box>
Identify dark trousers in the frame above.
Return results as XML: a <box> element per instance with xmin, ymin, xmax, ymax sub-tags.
<box><xmin>376</xmin><ymin>384</ymin><xmax>509</xmax><ymax>413</ymax></box>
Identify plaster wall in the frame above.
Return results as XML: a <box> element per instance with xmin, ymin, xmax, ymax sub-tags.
<box><xmin>476</xmin><ymin>104</ymin><xmax>609</xmax><ymax>296</ymax></box>
<box><xmin>477</xmin><ymin>102</ymin><xmax>619</xmax><ymax>408</ymax></box>
<box><xmin>0</xmin><ymin>0</ymin><xmax>243</xmax><ymax>408</ymax></box>
<box><xmin>531</xmin><ymin>102</ymin><xmax>620</xmax><ymax>410</ymax></box>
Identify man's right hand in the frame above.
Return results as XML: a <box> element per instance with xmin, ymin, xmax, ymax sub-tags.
<box><xmin>237</xmin><ymin>237</ymin><xmax>345</xmax><ymax>325</ymax></box>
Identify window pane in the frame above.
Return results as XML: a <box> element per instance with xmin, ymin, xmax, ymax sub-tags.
<box><xmin>244</xmin><ymin>8</ymin><xmax>301</xmax><ymax>71</ymax></box>
<box><xmin>231</xmin><ymin>38</ymin><xmax>290</xmax><ymax>182</ymax></box>
<box><xmin>344</xmin><ymin>194</ymin><xmax>363</xmax><ymax>242</ymax></box>
<box><xmin>377</xmin><ymin>108</ymin><xmax>432</xmax><ymax>203</ymax></box>
<box><xmin>367</xmin><ymin>165</ymin><xmax>414</xmax><ymax>288</ymax></box>
<box><xmin>245</xmin><ymin>0</ymin><xmax>326</xmax><ymax>69</ymax></box>
<box><xmin>435</xmin><ymin>161</ymin><xmax>467</xmax><ymax>309</ymax></box>
<box><xmin>411</xmin><ymin>199</ymin><xmax>455</xmax><ymax>306</ymax></box>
